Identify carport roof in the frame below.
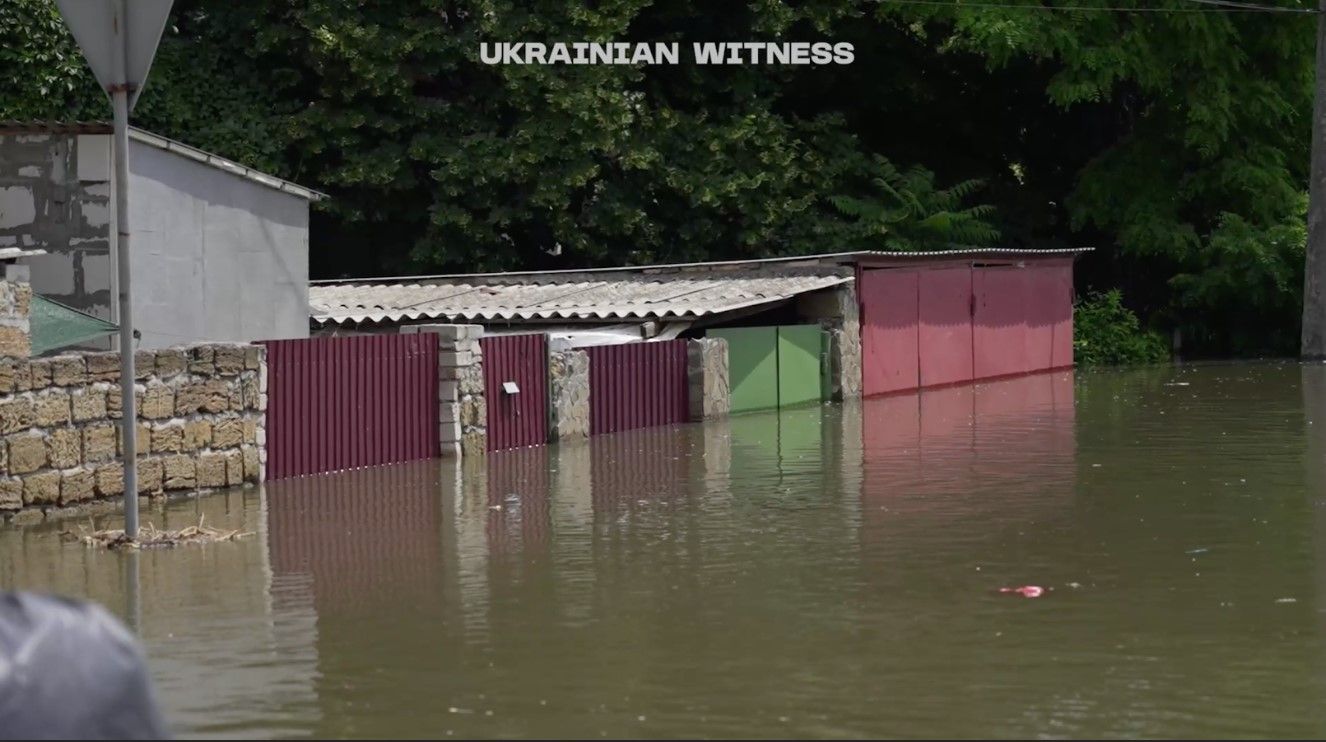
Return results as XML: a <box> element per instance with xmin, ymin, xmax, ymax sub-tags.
<box><xmin>312</xmin><ymin>271</ymin><xmax>853</xmax><ymax>326</ymax></box>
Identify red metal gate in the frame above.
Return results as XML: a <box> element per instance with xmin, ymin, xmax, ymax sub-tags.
<box><xmin>972</xmin><ymin>266</ymin><xmax>1029</xmax><ymax>380</ymax></box>
<box><xmin>1023</xmin><ymin>261</ymin><xmax>1075</xmax><ymax>371</ymax></box>
<box><xmin>585</xmin><ymin>340</ymin><xmax>689</xmax><ymax>435</ymax></box>
<box><xmin>481</xmin><ymin>334</ymin><xmax>549</xmax><ymax>451</ymax></box>
<box><xmin>860</xmin><ymin>269</ymin><xmax>919</xmax><ymax>396</ymax></box>
<box><xmin>262</xmin><ymin>334</ymin><xmax>439</xmax><ymax>480</ymax></box>
<box><xmin>918</xmin><ymin>267</ymin><xmax>974</xmax><ymax>388</ymax></box>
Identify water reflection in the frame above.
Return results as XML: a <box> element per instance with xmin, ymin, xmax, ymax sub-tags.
<box><xmin>0</xmin><ymin>490</ymin><xmax>321</xmax><ymax>739</ymax></box>
<box><xmin>8</xmin><ymin>366</ymin><xmax>1326</xmax><ymax>737</ymax></box>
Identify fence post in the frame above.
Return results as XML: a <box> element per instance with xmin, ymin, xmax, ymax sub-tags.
<box><xmin>402</xmin><ymin>324</ymin><xmax>485</xmax><ymax>458</ymax></box>
<box><xmin>687</xmin><ymin>338</ymin><xmax>730</xmax><ymax>422</ymax></box>
<box><xmin>547</xmin><ymin>340</ymin><xmax>590</xmax><ymax>441</ymax></box>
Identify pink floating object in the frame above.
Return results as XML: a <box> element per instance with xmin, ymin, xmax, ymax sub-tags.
<box><xmin>999</xmin><ymin>586</ymin><xmax>1045</xmax><ymax>598</ymax></box>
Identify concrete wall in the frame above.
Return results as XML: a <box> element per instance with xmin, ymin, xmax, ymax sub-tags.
<box><xmin>128</xmin><ymin>139</ymin><xmax>310</xmax><ymax>348</ymax></box>
<box><xmin>0</xmin><ymin>131</ymin><xmax>310</xmax><ymax>352</ymax></box>
<box><xmin>1</xmin><ymin>132</ymin><xmax>115</xmax><ymax>344</ymax></box>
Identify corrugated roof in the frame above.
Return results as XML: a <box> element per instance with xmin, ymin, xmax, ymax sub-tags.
<box><xmin>0</xmin><ymin>121</ymin><xmax>325</xmax><ymax>202</ymax></box>
<box><xmin>309</xmin><ymin>247</ymin><xmax>1092</xmax><ymax>285</ymax></box>
<box><xmin>312</xmin><ymin>272</ymin><xmax>852</xmax><ymax>326</ymax></box>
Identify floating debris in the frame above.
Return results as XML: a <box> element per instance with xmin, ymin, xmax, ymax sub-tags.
<box><xmin>1275</xmin><ymin>598</ymin><xmax>1298</xmax><ymax>604</ymax></box>
<box><xmin>1185</xmin><ymin>548</ymin><xmax>1210</xmax><ymax>555</ymax></box>
<box><xmin>63</xmin><ymin>516</ymin><xmax>249</xmax><ymax>550</ymax></box>
<box><xmin>998</xmin><ymin>585</ymin><xmax>1046</xmax><ymax>598</ymax></box>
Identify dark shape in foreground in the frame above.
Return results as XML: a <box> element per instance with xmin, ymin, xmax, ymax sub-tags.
<box><xmin>0</xmin><ymin>592</ymin><xmax>169</xmax><ymax>739</ymax></box>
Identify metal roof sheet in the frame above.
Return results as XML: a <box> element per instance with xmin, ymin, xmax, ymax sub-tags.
<box><xmin>310</xmin><ymin>247</ymin><xmax>1091</xmax><ymax>285</ymax></box>
<box><xmin>312</xmin><ymin>272</ymin><xmax>852</xmax><ymax>326</ymax></box>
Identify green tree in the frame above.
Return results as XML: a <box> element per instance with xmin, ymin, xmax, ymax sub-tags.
<box><xmin>829</xmin><ymin>157</ymin><xmax>998</xmax><ymax>251</ymax></box>
<box><xmin>878</xmin><ymin>1</ymin><xmax>1314</xmax><ymax>354</ymax></box>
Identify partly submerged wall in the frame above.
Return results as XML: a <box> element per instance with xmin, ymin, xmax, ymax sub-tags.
<box><xmin>0</xmin><ymin>276</ymin><xmax>266</xmax><ymax>524</ymax></box>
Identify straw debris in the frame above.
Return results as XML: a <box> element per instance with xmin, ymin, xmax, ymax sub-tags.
<box><xmin>62</xmin><ymin>515</ymin><xmax>250</xmax><ymax>550</ymax></box>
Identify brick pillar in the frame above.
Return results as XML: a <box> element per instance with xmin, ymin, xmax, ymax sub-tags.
<box><xmin>0</xmin><ymin>265</ymin><xmax>32</xmax><ymax>358</ymax></box>
<box><xmin>687</xmin><ymin>337</ymin><xmax>730</xmax><ymax>422</ymax></box>
<box><xmin>403</xmin><ymin>324</ymin><xmax>486</xmax><ymax>458</ymax></box>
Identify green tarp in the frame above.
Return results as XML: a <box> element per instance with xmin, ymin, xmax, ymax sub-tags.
<box><xmin>30</xmin><ymin>295</ymin><xmax>118</xmax><ymax>356</ymax></box>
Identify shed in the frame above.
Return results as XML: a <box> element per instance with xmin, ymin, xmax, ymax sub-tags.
<box><xmin>0</xmin><ymin>122</ymin><xmax>326</xmax><ymax>350</ymax></box>
<box><xmin>840</xmin><ymin>248</ymin><xmax>1087</xmax><ymax>394</ymax></box>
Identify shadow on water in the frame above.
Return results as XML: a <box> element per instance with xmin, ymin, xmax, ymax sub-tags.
<box><xmin>10</xmin><ymin>365</ymin><xmax>1326</xmax><ymax>737</ymax></box>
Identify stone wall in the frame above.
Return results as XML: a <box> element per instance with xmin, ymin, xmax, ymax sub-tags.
<box><xmin>404</xmin><ymin>324</ymin><xmax>487</xmax><ymax>457</ymax></box>
<box><xmin>0</xmin><ymin>266</ymin><xmax>31</xmax><ymax>358</ymax></box>
<box><xmin>830</xmin><ymin>283</ymin><xmax>862</xmax><ymax>400</ymax></box>
<box><xmin>549</xmin><ymin>347</ymin><xmax>589</xmax><ymax>439</ymax></box>
<box><xmin>687</xmin><ymin>337</ymin><xmax>730</xmax><ymax>422</ymax></box>
<box><xmin>796</xmin><ymin>283</ymin><xmax>861</xmax><ymax>400</ymax></box>
<box><xmin>0</xmin><ymin>343</ymin><xmax>265</xmax><ymax>522</ymax></box>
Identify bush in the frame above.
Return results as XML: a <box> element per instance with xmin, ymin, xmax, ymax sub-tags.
<box><xmin>1073</xmin><ymin>290</ymin><xmax>1170</xmax><ymax>367</ymax></box>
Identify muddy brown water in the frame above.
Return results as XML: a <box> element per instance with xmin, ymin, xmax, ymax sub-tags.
<box><xmin>3</xmin><ymin>363</ymin><xmax>1325</xmax><ymax>739</ymax></box>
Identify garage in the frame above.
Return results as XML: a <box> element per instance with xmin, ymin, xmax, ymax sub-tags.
<box><xmin>857</xmin><ymin>252</ymin><xmax>1080</xmax><ymax>397</ymax></box>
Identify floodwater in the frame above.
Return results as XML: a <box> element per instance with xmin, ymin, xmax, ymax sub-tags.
<box><xmin>3</xmin><ymin>362</ymin><xmax>1326</xmax><ymax>739</ymax></box>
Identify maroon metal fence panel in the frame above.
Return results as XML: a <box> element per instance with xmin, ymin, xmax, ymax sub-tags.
<box><xmin>586</xmin><ymin>340</ymin><xmax>690</xmax><ymax>436</ymax></box>
<box><xmin>481</xmin><ymin>334</ymin><xmax>549</xmax><ymax>451</ymax></box>
<box><xmin>260</xmin><ymin>334</ymin><xmax>439</xmax><ymax>479</ymax></box>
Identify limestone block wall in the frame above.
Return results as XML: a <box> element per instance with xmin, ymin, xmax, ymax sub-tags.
<box><xmin>687</xmin><ymin>337</ymin><xmax>730</xmax><ymax>422</ymax></box>
<box><xmin>549</xmin><ymin>348</ymin><xmax>589</xmax><ymax>439</ymax></box>
<box><xmin>0</xmin><ymin>266</ymin><xmax>31</xmax><ymax>358</ymax></box>
<box><xmin>0</xmin><ymin>343</ymin><xmax>265</xmax><ymax>521</ymax></box>
<box><xmin>829</xmin><ymin>284</ymin><xmax>862</xmax><ymax>401</ymax></box>
<box><xmin>796</xmin><ymin>283</ymin><xmax>861</xmax><ymax>400</ymax></box>
<box><xmin>405</xmin><ymin>324</ymin><xmax>487</xmax><ymax>457</ymax></box>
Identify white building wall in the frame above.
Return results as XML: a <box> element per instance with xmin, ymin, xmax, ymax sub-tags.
<box><xmin>128</xmin><ymin>140</ymin><xmax>310</xmax><ymax>349</ymax></box>
<box><xmin>2</xmin><ymin>129</ymin><xmax>313</xmax><ymax>352</ymax></box>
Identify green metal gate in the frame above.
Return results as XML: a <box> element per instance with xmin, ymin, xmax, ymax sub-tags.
<box><xmin>710</xmin><ymin>326</ymin><xmax>778</xmax><ymax>413</ymax></box>
<box><xmin>709</xmin><ymin>324</ymin><xmax>827</xmax><ymax>414</ymax></box>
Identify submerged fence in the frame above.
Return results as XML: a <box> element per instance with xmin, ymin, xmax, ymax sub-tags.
<box><xmin>261</xmin><ymin>334</ymin><xmax>439</xmax><ymax>479</ymax></box>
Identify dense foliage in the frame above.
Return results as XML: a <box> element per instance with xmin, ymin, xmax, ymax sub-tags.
<box><xmin>0</xmin><ymin>0</ymin><xmax>1316</xmax><ymax>357</ymax></box>
<box><xmin>1073</xmin><ymin>289</ymin><xmax>1170</xmax><ymax>366</ymax></box>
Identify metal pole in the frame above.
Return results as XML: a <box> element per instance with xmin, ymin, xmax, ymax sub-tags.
<box><xmin>1304</xmin><ymin>0</ymin><xmax>1326</xmax><ymax>358</ymax></box>
<box><xmin>112</xmin><ymin>87</ymin><xmax>138</xmax><ymax>538</ymax></box>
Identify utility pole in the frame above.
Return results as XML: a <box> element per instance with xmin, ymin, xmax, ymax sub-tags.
<box><xmin>1304</xmin><ymin>0</ymin><xmax>1326</xmax><ymax>357</ymax></box>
